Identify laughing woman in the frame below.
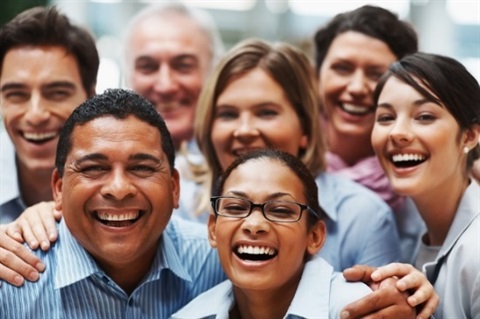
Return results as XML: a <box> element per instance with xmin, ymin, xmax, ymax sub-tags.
<box><xmin>314</xmin><ymin>5</ymin><xmax>422</xmax><ymax>262</ymax></box>
<box><xmin>371</xmin><ymin>52</ymin><xmax>480</xmax><ymax>318</ymax></box>
<box><xmin>172</xmin><ymin>149</ymin><xmax>372</xmax><ymax>319</ymax></box>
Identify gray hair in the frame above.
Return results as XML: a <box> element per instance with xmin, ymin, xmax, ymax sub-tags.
<box><xmin>122</xmin><ymin>2</ymin><xmax>224</xmax><ymax>77</ymax></box>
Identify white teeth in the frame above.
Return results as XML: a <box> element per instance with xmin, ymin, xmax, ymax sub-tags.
<box><xmin>97</xmin><ymin>211</ymin><xmax>140</xmax><ymax>221</ymax></box>
<box><xmin>237</xmin><ymin>245</ymin><xmax>276</xmax><ymax>255</ymax></box>
<box><xmin>342</xmin><ymin>103</ymin><xmax>372</xmax><ymax>115</ymax></box>
<box><xmin>392</xmin><ymin>154</ymin><xmax>426</xmax><ymax>162</ymax></box>
<box><xmin>23</xmin><ymin>131</ymin><xmax>58</xmax><ymax>141</ymax></box>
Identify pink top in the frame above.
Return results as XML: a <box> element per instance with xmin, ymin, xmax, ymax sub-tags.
<box><xmin>326</xmin><ymin>151</ymin><xmax>405</xmax><ymax>212</ymax></box>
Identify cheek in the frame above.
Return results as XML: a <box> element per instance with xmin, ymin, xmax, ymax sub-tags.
<box><xmin>211</xmin><ymin>123</ymin><xmax>229</xmax><ymax>148</ymax></box>
<box><xmin>181</xmin><ymin>74</ymin><xmax>203</xmax><ymax>92</ymax></box>
<box><xmin>130</xmin><ymin>74</ymin><xmax>152</xmax><ymax>91</ymax></box>
<box><xmin>320</xmin><ymin>70</ymin><xmax>342</xmax><ymax>94</ymax></box>
<box><xmin>213</xmin><ymin>225</ymin><xmax>234</xmax><ymax>257</ymax></box>
<box><xmin>56</xmin><ymin>106</ymin><xmax>79</xmax><ymax>120</ymax></box>
<box><xmin>2</xmin><ymin>107</ymin><xmax>23</xmax><ymax>123</ymax></box>
<box><xmin>371</xmin><ymin>127</ymin><xmax>386</xmax><ymax>151</ymax></box>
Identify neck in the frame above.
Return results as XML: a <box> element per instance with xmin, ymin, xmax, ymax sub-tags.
<box><xmin>99</xmin><ymin>250</ymin><xmax>156</xmax><ymax>296</ymax></box>
<box><xmin>231</xmin><ymin>272</ymin><xmax>301</xmax><ymax>319</ymax></box>
<box><xmin>326</xmin><ymin>125</ymin><xmax>374</xmax><ymax>166</ymax></box>
<box><xmin>414</xmin><ymin>176</ymin><xmax>469</xmax><ymax>246</ymax></box>
<box><xmin>17</xmin><ymin>160</ymin><xmax>53</xmax><ymax>207</ymax></box>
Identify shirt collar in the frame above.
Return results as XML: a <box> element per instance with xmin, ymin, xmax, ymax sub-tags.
<box><xmin>54</xmin><ymin>219</ymin><xmax>192</xmax><ymax>289</ymax></box>
<box><xmin>172</xmin><ymin>256</ymin><xmax>333</xmax><ymax>319</ymax></box>
<box><xmin>438</xmin><ymin>180</ymin><xmax>480</xmax><ymax>258</ymax></box>
<box><xmin>284</xmin><ymin>256</ymin><xmax>332</xmax><ymax>318</ymax></box>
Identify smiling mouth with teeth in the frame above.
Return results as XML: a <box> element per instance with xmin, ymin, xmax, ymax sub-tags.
<box><xmin>235</xmin><ymin>245</ymin><xmax>278</xmax><ymax>261</ymax></box>
<box><xmin>340</xmin><ymin>103</ymin><xmax>374</xmax><ymax>116</ymax></box>
<box><xmin>23</xmin><ymin>131</ymin><xmax>58</xmax><ymax>144</ymax></box>
<box><xmin>95</xmin><ymin>211</ymin><xmax>144</xmax><ymax>227</ymax></box>
<box><xmin>391</xmin><ymin>153</ymin><xmax>427</xmax><ymax>168</ymax></box>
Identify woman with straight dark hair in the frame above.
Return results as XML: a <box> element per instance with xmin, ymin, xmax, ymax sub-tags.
<box><xmin>372</xmin><ymin>52</ymin><xmax>480</xmax><ymax>318</ymax></box>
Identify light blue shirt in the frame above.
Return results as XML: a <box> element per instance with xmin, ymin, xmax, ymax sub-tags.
<box><xmin>417</xmin><ymin>180</ymin><xmax>480</xmax><ymax>319</ymax></box>
<box><xmin>0</xmin><ymin>215</ymin><xmax>226</xmax><ymax>318</ymax></box>
<box><xmin>171</xmin><ymin>255</ymin><xmax>372</xmax><ymax>319</ymax></box>
<box><xmin>316</xmin><ymin>172</ymin><xmax>401</xmax><ymax>270</ymax></box>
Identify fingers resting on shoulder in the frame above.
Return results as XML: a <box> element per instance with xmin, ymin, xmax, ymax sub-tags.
<box><xmin>0</xmin><ymin>229</ymin><xmax>45</xmax><ymax>287</ymax></box>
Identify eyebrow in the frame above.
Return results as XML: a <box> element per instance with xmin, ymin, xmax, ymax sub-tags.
<box><xmin>377</xmin><ymin>98</ymin><xmax>436</xmax><ymax>109</ymax></box>
<box><xmin>74</xmin><ymin>153</ymin><xmax>161</xmax><ymax>165</ymax></box>
<box><xmin>225</xmin><ymin>190</ymin><xmax>294</xmax><ymax>201</ymax></box>
<box><xmin>1</xmin><ymin>81</ymin><xmax>77</xmax><ymax>92</ymax></box>
<box><xmin>135</xmin><ymin>53</ymin><xmax>199</xmax><ymax>63</ymax></box>
<box><xmin>43</xmin><ymin>81</ymin><xmax>77</xmax><ymax>90</ymax></box>
<box><xmin>0</xmin><ymin>82</ymin><xmax>27</xmax><ymax>92</ymax></box>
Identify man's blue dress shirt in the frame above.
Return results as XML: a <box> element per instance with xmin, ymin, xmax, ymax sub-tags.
<box><xmin>0</xmin><ymin>215</ymin><xmax>226</xmax><ymax>318</ymax></box>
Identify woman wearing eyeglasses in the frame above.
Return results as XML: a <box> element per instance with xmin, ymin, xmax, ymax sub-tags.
<box><xmin>172</xmin><ymin>149</ymin><xmax>372</xmax><ymax>318</ymax></box>
<box><xmin>189</xmin><ymin>38</ymin><xmax>436</xmax><ymax>317</ymax></box>
<box><xmin>0</xmin><ymin>38</ymin><xmax>437</xmax><ymax>318</ymax></box>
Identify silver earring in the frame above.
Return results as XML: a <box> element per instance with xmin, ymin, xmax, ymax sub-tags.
<box><xmin>464</xmin><ymin>147</ymin><xmax>469</xmax><ymax>154</ymax></box>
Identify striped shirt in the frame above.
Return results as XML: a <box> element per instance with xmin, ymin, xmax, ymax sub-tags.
<box><xmin>0</xmin><ymin>215</ymin><xmax>226</xmax><ymax>319</ymax></box>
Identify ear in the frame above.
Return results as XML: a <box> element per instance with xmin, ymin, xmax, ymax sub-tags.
<box><xmin>462</xmin><ymin>124</ymin><xmax>480</xmax><ymax>151</ymax></box>
<box><xmin>51</xmin><ymin>169</ymin><xmax>63</xmax><ymax>212</ymax></box>
<box><xmin>171</xmin><ymin>168</ymin><xmax>181</xmax><ymax>209</ymax></box>
<box><xmin>207</xmin><ymin>213</ymin><xmax>218</xmax><ymax>248</ymax></box>
<box><xmin>88</xmin><ymin>84</ymin><xmax>97</xmax><ymax>98</ymax></box>
<box><xmin>306</xmin><ymin>220</ymin><xmax>326</xmax><ymax>256</ymax></box>
<box><xmin>300</xmin><ymin>134</ymin><xmax>308</xmax><ymax>150</ymax></box>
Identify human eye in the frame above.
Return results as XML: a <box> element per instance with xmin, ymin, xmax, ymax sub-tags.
<box><xmin>130</xmin><ymin>164</ymin><xmax>157</xmax><ymax>177</ymax></box>
<box><xmin>416</xmin><ymin>113</ymin><xmax>436</xmax><ymax>122</ymax></box>
<box><xmin>367</xmin><ymin>69</ymin><xmax>385</xmax><ymax>81</ymax></box>
<box><xmin>256</xmin><ymin>107</ymin><xmax>279</xmax><ymax>118</ymax></box>
<box><xmin>266</xmin><ymin>201</ymin><xmax>298</xmax><ymax>220</ymax></box>
<box><xmin>45</xmin><ymin>89</ymin><xmax>72</xmax><ymax>102</ymax></box>
<box><xmin>173</xmin><ymin>57</ymin><xmax>198</xmax><ymax>74</ymax></box>
<box><xmin>135</xmin><ymin>58</ymin><xmax>158</xmax><ymax>75</ymax></box>
<box><xmin>78</xmin><ymin>165</ymin><xmax>108</xmax><ymax>178</ymax></box>
<box><xmin>331</xmin><ymin>62</ymin><xmax>353</xmax><ymax>75</ymax></box>
<box><xmin>375</xmin><ymin>111</ymin><xmax>395</xmax><ymax>124</ymax></box>
<box><xmin>215</xmin><ymin>107</ymin><xmax>238</xmax><ymax>120</ymax></box>
<box><xmin>219</xmin><ymin>198</ymin><xmax>249</xmax><ymax>216</ymax></box>
<box><xmin>3</xmin><ymin>90</ymin><xmax>29</xmax><ymax>103</ymax></box>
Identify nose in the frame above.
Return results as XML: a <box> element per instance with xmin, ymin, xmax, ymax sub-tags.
<box><xmin>233</xmin><ymin>114</ymin><xmax>260</xmax><ymax>140</ymax></box>
<box><xmin>24</xmin><ymin>94</ymin><xmax>50</xmax><ymax>126</ymax></box>
<box><xmin>389</xmin><ymin>118</ymin><xmax>414</xmax><ymax>145</ymax></box>
<box><xmin>346</xmin><ymin>71</ymin><xmax>371</xmax><ymax>97</ymax></box>
<box><xmin>241</xmin><ymin>208</ymin><xmax>270</xmax><ymax>235</ymax></box>
<box><xmin>152</xmin><ymin>65</ymin><xmax>179</xmax><ymax>96</ymax></box>
<box><xmin>100</xmin><ymin>168</ymin><xmax>137</xmax><ymax>200</ymax></box>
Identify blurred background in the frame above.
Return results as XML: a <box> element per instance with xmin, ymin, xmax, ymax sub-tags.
<box><xmin>1</xmin><ymin>0</ymin><xmax>479</xmax><ymax>94</ymax></box>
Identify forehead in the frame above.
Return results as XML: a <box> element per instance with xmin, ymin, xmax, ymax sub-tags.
<box><xmin>0</xmin><ymin>45</ymin><xmax>83</xmax><ymax>85</ymax></box>
<box><xmin>68</xmin><ymin>116</ymin><xmax>163</xmax><ymax>157</ymax></box>
<box><xmin>218</xmin><ymin>69</ymin><xmax>291</xmax><ymax>105</ymax></box>
<box><xmin>127</xmin><ymin>13</ymin><xmax>211</xmax><ymax>60</ymax></box>
<box><xmin>380</xmin><ymin>76</ymin><xmax>433</xmax><ymax>101</ymax></box>
<box><xmin>327</xmin><ymin>31</ymin><xmax>396</xmax><ymax>62</ymax></box>
<box><xmin>224</xmin><ymin>159</ymin><xmax>305</xmax><ymax>197</ymax></box>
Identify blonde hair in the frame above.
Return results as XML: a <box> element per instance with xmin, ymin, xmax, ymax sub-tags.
<box><xmin>192</xmin><ymin>38</ymin><xmax>326</xmax><ymax>215</ymax></box>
